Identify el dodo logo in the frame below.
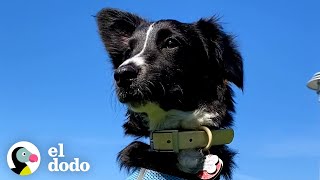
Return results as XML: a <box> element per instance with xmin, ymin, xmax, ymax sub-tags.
<box><xmin>7</xmin><ymin>142</ymin><xmax>90</xmax><ymax>175</ymax></box>
<box><xmin>7</xmin><ymin>141</ymin><xmax>40</xmax><ymax>176</ymax></box>
<box><xmin>48</xmin><ymin>143</ymin><xmax>90</xmax><ymax>172</ymax></box>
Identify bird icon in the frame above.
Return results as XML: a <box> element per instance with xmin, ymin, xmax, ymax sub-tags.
<box><xmin>11</xmin><ymin>147</ymin><xmax>38</xmax><ymax>176</ymax></box>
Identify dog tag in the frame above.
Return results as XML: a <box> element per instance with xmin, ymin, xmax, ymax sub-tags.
<box><xmin>197</xmin><ymin>154</ymin><xmax>223</xmax><ymax>180</ymax></box>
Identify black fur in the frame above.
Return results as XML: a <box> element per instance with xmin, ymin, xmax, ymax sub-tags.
<box><xmin>97</xmin><ymin>8</ymin><xmax>243</xmax><ymax>180</ymax></box>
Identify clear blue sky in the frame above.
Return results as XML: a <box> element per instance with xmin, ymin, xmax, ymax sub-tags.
<box><xmin>0</xmin><ymin>0</ymin><xmax>319</xmax><ymax>179</ymax></box>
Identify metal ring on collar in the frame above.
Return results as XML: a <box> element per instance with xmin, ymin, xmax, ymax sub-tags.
<box><xmin>199</xmin><ymin>126</ymin><xmax>213</xmax><ymax>151</ymax></box>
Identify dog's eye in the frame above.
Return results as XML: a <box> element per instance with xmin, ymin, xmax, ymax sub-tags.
<box><xmin>163</xmin><ymin>38</ymin><xmax>180</xmax><ymax>49</ymax></box>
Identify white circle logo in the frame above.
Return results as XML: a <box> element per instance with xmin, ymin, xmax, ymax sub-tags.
<box><xmin>7</xmin><ymin>141</ymin><xmax>41</xmax><ymax>176</ymax></box>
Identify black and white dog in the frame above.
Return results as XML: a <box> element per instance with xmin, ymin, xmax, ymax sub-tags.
<box><xmin>97</xmin><ymin>8</ymin><xmax>243</xmax><ymax>180</ymax></box>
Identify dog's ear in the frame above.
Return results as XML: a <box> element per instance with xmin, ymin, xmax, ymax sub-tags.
<box><xmin>196</xmin><ymin>18</ymin><xmax>243</xmax><ymax>89</ymax></box>
<box><xmin>96</xmin><ymin>8</ymin><xmax>146</xmax><ymax>68</ymax></box>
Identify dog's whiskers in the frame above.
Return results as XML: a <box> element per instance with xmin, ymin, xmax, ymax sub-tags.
<box><xmin>142</xmin><ymin>81</ymin><xmax>154</xmax><ymax>99</ymax></box>
<box><xmin>147</xmin><ymin>80</ymin><xmax>156</xmax><ymax>88</ymax></box>
<box><xmin>159</xmin><ymin>82</ymin><xmax>166</xmax><ymax>96</ymax></box>
<box><xmin>145</xmin><ymin>85</ymin><xmax>153</xmax><ymax>99</ymax></box>
<box><xmin>176</xmin><ymin>85</ymin><xmax>184</xmax><ymax>96</ymax></box>
<box><xmin>137</xmin><ymin>88</ymin><xmax>144</xmax><ymax>100</ymax></box>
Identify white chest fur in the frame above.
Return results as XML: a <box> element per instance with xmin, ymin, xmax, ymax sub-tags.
<box><xmin>128</xmin><ymin>102</ymin><xmax>219</xmax><ymax>131</ymax></box>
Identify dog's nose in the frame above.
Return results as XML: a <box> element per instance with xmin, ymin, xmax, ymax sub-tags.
<box><xmin>114</xmin><ymin>65</ymin><xmax>139</xmax><ymax>87</ymax></box>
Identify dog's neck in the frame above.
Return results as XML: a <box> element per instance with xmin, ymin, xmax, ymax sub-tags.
<box><xmin>128</xmin><ymin>102</ymin><xmax>220</xmax><ymax>131</ymax></box>
<box><xmin>127</xmin><ymin>102</ymin><xmax>224</xmax><ymax>174</ymax></box>
<box><xmin>128</xmin><ymin>103</ymin><xmax>167</xmax><ymax>130</ymax></box>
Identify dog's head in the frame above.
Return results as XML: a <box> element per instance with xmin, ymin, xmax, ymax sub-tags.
<box><xmin>97</xmin><ymin>8</ymin><xmax>243</xmax><ymax>113</ymax></box>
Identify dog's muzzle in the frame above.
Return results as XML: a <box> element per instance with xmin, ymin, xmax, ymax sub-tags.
<box><xmin>114</xmin><ymin>64</ymin><xmax>140</xmax><ymax>87</ymax></box>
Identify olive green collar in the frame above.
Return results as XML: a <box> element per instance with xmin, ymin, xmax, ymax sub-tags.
<box><xmin>150</xmin><ymin>128</ymin><xmax>234</xmax><ymax>153</ymax></box>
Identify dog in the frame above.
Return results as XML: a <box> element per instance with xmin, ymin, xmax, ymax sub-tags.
<box><xmin>97</xmin><ymin>8</ymin><xmax>243</xmax><ymax>180</ymax></box>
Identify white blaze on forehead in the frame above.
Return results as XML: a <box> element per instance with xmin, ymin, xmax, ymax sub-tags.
<box><xmin>134</xmin><ymin>23</ymin><xmax>155</xmax><ymax>58</ymax></box>
<box><xmin>119</xmin><ymin>23</ymin><xmax>155</xmax><ymax>67</ymax></box>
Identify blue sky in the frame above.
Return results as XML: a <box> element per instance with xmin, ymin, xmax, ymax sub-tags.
<box><xmin>0</xmin><ymin>0</ymin><xmax>319</xmax><ymax>179</ymax></box>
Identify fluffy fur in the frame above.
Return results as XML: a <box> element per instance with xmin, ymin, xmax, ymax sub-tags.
<box><xmin>97</xmin><ymin>8</ymin><xmax>243</xmax><ymax>180</ymax></box>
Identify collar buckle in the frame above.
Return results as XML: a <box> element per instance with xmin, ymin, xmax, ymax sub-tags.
<box><xmin>150</xmin><ymin>130</ymin><xmax>179</xmax><ymax>153</ymax></box>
